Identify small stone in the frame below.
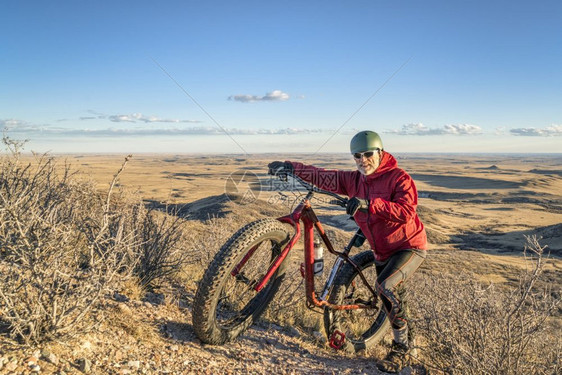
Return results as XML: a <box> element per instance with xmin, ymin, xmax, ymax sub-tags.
<box><xmin>30</xmin><ymin>364</ymin><xmax>41</xmax><ymax>372</ymax></box>
<box><xmin>77</xmin><ymin>358</ymin><xmax>92</xmax><ymax>373</ymax></box>
<box><xmin>145</xmin><ymin>292</ymin><xmax>165</xmax><ymax>305</ymax></box>
<box><xmin>114</xmin><ymin>350</ymin><xmax>124</xmax><ymax>362</ymax></box>
<box><xmin>169</xmin><ymin>345</ymin><xmax>179</xmax><ymax>352</ymax></box>
<box><xmin>46</xmin><ymin>353</ymin><xmax>59</xmax><ymax>365</ymax></box>
<box><xmin>81</xmin><ymin>341</ymin><xmax>92</xmax><ymax>350</ymax></box>
<box><xmin>285</xmin><ymin>326</ymin><xmax>300</xmax><ymax>337</ymax></box>
<box><xmin>5</xmin><ymin>360</ymin><xmax>18</xmax><ymax>372</ymax></box>
<box><xmin>120</xmin><ymin>369</ymin><xmax>131</xmax><ymax>375</ymax></box>
<box><xmin>26</xmin><ymin>356</ymin><xmax>39</xmax><ymax>366</ymax></box>
<box><xmin>127</xmin><ymin>360</ymin><xmax>140</xmax><ymax>369</ymax></box>
<box><xmin>114</xmin><ymin>292</ymin><xmax>130</xmax><ymax>302</ymax></box>
<box><xmin>41</xmin><ymin>349</ymin><xmax>59</xmax><ymax>365</ymax></box>
<box><xmin>117</xmin><ymin>303</ymin><xmax>132</xmax><ymax>315</ymax></box>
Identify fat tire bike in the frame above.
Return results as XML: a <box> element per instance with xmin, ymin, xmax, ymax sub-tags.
<box><xmin>192</xmin><ymin>173</ymin><xmax>390</xmax><ymax>353</ymax></box>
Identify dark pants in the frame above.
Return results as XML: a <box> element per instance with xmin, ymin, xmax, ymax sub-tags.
<box><xmin>375</xmin><ymin>249</ymin><xmax>426</xmax><ymax>330</ymax></box>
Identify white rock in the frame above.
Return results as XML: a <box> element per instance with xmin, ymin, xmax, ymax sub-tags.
<box><xmin>5</xmin><ymin>361</ymin><xmax>18</xmax><ymax>371</ymax></box>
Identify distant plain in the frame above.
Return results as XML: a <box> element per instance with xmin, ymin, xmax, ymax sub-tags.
<box><xmin>57</xmin><ymin>152</ymin><xmax>561</xmax><ymax>281</ymax></box>
<box><xmin>64</xmin><ymin>153</ymin><xmax>561</xmax><ymax>249</ymax></box>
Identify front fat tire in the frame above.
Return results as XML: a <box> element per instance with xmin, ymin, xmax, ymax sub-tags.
<box><xmin>193</xmin><ymin>219</ymin><xmax>290</xmax><ymax>345</ymax></box>
<box><xmin>324</xmin><ymin>250</ymin><xmax>390</xmax><ymax>353</ymax></box>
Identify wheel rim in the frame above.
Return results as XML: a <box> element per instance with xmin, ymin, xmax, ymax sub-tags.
<box><xmin>332</xmin><ymin>266</ymin><xmax>386</xmax><ymax>347</ymax></box>
<box><xmin>215</xmin><ymin>238</ymin><xmax>283</xmax><ymax>330</ymax></box>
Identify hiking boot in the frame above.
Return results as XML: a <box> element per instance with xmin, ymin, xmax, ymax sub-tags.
<box><xmin>376</xmin><ymin>341</ymin><xmax>410</xmax><ymax>373</ymax></box>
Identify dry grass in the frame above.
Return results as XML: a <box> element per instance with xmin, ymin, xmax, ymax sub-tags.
<box><xmin>409</xmin><ymin>236</ymin><xmax>561</xmax><ymax>374</ymax></box>
<box><xmin>1</xmin><ymin>146</ymin><xmax>560</xmax><ymax>373</ymax></box>
<box><xmin>0</xmin><ymin>139</ymin><xmax>188</xmax><ymax>344</ymax></box>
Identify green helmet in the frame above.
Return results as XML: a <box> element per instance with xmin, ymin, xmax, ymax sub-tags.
<box><xmin>350</xmin><ymin>130</ymin><xmax>384</xmax><ymax>154</ymax></box>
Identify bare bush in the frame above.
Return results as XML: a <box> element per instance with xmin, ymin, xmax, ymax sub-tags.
<box><xmin>410</xmin><ymin>236</ymin><xmax>561</xmax><ymax>375</ymax></box>
<box><xmin>0</xmin><ymin>142</ymin><xmax>144</xmax><ymax>343</ymax></box>
<box><xmin>131</xmin><ymin>205</ymin><xmax>186</xmax><ymax>289</ymax></box>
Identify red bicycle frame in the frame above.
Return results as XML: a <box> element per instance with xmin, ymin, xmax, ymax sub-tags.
<box><xmin>232</xmin><ymin>189</ymin><xmax>377</xmax><ymax>311</ymax></box>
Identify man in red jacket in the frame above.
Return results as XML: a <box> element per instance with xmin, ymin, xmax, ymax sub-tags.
<box><xmin>268</xmin><ymin>130</ymin><xmax>427</xmax><ymax>373</ymax></box>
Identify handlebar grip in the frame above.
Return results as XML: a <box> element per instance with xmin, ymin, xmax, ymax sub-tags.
<box><xmin>329</xmin><ymin>199</ymin><xmax>347</xmax><ymax>207</ymax></box>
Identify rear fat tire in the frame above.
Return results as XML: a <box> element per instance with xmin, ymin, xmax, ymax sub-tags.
<box><xmin>193</xmin><ymin>219</ymin><xmax>290</xmax><ymax>345</ymax></box>
<box><xmin>324</xmin><ymin>250</ymin><xmax>390</xmax><ymax>353</ymax></box>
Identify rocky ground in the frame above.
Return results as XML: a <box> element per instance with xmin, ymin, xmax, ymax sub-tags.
<box><xmin>0</xmin><ymin>291</ymin><xmax>428</xmax><ymax>375</ymax></box>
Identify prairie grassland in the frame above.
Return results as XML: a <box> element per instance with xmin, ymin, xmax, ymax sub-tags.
<box><xmin>1</xmin><ymin>151</ymin><xmax>560</xmax><ymax>374</ymax></box>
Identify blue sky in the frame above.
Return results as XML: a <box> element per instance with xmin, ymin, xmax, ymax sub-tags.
<box><xmin>1</xmin><ymin>1</ymin><xmax>561</xmax><ymax>154</ymax></box>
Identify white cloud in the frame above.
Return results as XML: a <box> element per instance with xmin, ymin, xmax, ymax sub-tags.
<box><xmin>443</xmin><ymin>124</ymin><xmax>482</xmax><ymax>135</ymax></box>
<box><xmin>72</xmin><ymin>126</ymin><xmax>329</xmax><ymax>136</ymax></box>
<box><xmin>229</xmin><ymin>90</ymin><xmax>290</xmax><ymax>103</ymax></box>
<box><xmin>105</xmin><ymin>113</ymin><xmax>201</xmax><ymax>124</ymax></box>
<box><xmin>0</xmin><ymin>118</ymin><xmax>330</xmax><ymax>137</ymax></box>
<box><xmin>386</xmin><ymin>123</ymin><xmax>482</xmax><ymax>136</ymax></box>
<box><xmin>0</xmin><ymin>119</ymin><xmax>43</xmax><ymax>131</ymax></box>
<box><xmin>510</xmin><ymin>124</ymin><xmax>562</xmax><ymax>136</ymax></box>
<box><xmin>109</xmin><ymin>114</ymin><xmax>136</xmax><ymax>123</ymax></box>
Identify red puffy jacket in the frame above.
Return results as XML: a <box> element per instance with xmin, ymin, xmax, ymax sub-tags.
<box><xmin>288</xmin><ymin>152</ymin><xmax>427</xmax><ymax>261</ymax></box>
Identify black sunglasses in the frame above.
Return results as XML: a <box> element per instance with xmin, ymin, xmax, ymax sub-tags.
<box><xmin>353</xmin><ymin>150</ymin><xmax>378</xmax><ymax>159</ymax></box>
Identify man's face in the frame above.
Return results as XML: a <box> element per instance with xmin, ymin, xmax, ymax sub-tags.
<box><xmin>354</xmin><ymin>150</ymin><xmax>381</xmax><ymax>176</ymax></box>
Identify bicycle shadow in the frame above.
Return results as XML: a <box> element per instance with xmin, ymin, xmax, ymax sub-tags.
<box><xmin>239</xmin><ymin>327</ymin><xmax>426</xmax><ymax>375</ymax></box>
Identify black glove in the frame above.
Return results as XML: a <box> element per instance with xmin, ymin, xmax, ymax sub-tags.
<box><xmin>268</xmin><ymin>161</ymin><xmax>294</xmax><ymax>177</ymax></box>
<box><xmin>346</xmin><ymin>197</ymin><xmax>369</xmax><ymax>216</ymax></box>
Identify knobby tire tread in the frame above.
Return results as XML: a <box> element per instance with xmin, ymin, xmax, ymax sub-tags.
<box><xmin>193</xmin><ymin>218</ymin><xmax>289</xmax><ymax>345</ymax></box>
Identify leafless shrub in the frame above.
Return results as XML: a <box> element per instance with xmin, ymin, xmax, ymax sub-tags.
<box><xmin>0</xmin><ymin>140</ymin><xmax>143</xmax><ymax>344</ymax></box>
<box><xmin>131</xmin><ymin>205</ymin><xmax>187</xmax><ymax>289</ymax></box>
<box><xmin>410</xmin><ymin>235</ymin><xmax>561</xmax><ymax>374</ymax></box>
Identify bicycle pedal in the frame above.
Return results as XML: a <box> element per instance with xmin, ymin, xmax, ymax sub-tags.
<box><xmin>329</xmin><ymin>330</ymin><xmax>346</xmax><ymax>350</ymax></box>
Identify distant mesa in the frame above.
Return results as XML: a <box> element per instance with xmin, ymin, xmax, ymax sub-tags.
<box><xmin>476</xmin><ymin>165</ymin><xmax>500</xmax><ymax>170</ymax></box>
<box><xmin>146</xmin><ymin>193</ymin><xmax>288</xmax><ymax>222</ymax></box>
<box><xmin>536</xmin><ymin>223</ymin><xmax>562</xmax><ymax>242</ymax></box>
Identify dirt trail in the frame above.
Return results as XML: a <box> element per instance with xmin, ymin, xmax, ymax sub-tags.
<box><xmin>0</xmin><ymin>295</ymin><xmax>423</xmax><ymax>375</ymax></box>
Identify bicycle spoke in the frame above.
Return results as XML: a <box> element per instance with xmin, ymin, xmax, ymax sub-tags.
<box><xmin>215</xmin><ymin>239</ymin><xmax>282</xmax><ymax>329</ymax></box>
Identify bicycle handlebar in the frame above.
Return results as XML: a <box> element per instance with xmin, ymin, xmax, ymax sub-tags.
<box><xmin>328</xmin><ymin>199</ymin><xmax>348</xmax><ymax>208</ymax></box>
<box><xmin>276</xmin><ymin>172</ymin><xmax>348</xmax><ymax>208</ymax></box>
